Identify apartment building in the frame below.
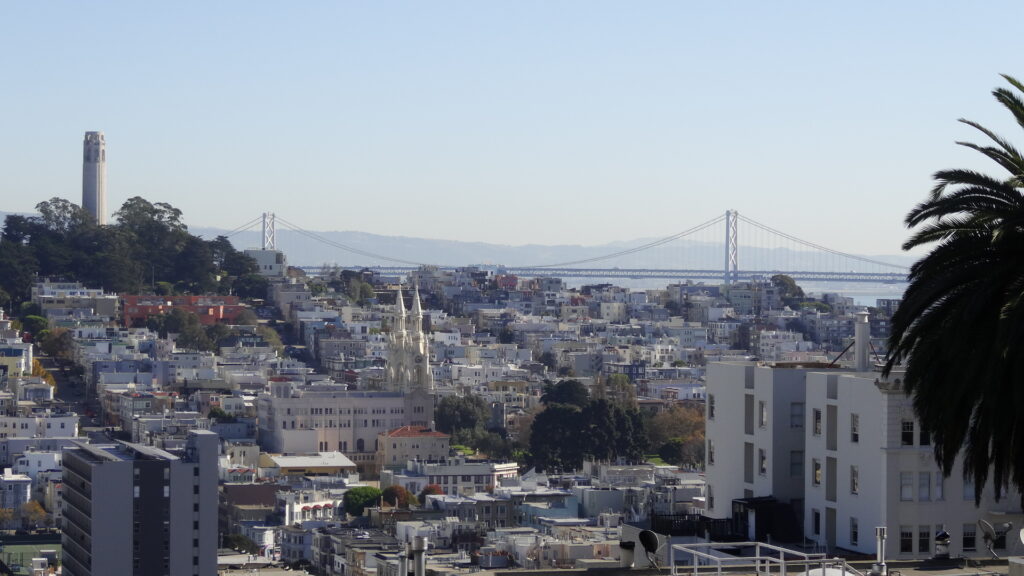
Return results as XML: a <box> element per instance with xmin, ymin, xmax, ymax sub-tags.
<box><xmin>706</xmin><ymin>320</ymin><xmax>1024</xmax><ymax>557</ymax></box>
<box><xmin>61</xmin><ymin>430</ymin><xmax>218</xmax><ymax>576</ymax></box>
<box><xmin>803</xmin><ymin>370</ymin><xmax>1023</xmax><ymax>559</ymax></box>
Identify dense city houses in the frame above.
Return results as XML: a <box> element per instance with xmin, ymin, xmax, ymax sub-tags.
<box><xmin>3</xmin><ymin>221</ymin><xmax>965</xmax><ymax>576</ymax></box>
<box><xmin>0</xmin><ymin>229</ymin><xmax>937</xmax><ymax>573</ymax></box>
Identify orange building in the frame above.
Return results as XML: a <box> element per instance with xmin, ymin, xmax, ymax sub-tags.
<box><xmin>121</xmin><ymin>294</ymin><xmax>247</xmax><ymax>327</ymax></box>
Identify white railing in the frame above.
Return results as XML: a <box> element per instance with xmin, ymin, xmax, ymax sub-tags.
<box><xmin>671</xmin><ymin>541</ymin><xmax>865</xmax><ymax>576</ymax></box>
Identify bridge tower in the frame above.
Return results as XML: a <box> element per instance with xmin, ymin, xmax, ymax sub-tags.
<box><xmin>262</xmin><ymin>212</ymin><xmax>276</xmax><ymax>250</ymax></box>
<box><xmin>723</xmin><ymin>209</ymin><xmax>738</xmax><ymax>284</ymax></box>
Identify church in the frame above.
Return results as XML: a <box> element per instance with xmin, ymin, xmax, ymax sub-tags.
<box><xmin>256</xmin><ymin>286</ymin><xmax>435</xmax><ymax>476</ymax></box>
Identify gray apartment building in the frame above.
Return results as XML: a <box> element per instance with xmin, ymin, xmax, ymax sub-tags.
<box><xmin>61</xmin><ymin>430</ymin><xmax>218</xmax><ymax>576</ymax></box>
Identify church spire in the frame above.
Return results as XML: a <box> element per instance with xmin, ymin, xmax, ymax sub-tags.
<box><xmin>394</xmin><ymin>286</ymin><xmax>407</xmax><ymax>335</ymax></box>
<box><xmin>411</xmin><ymin>283</ymin><xmax>423</xmax><ymax>326</ymax></box>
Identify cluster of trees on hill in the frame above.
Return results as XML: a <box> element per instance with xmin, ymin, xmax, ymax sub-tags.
<box><xmin>435</xmin><ymin>379</ymin><xmax>705</xmax><ymax>473</ymax></box>
<box><xmin>0</xmin><ymin>197</ymin><xmax>268</xmax><ymax>309</ymax></box>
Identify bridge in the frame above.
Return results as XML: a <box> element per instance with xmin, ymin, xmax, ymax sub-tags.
<box><xmin>224</xmin><ymin>211</ymin><xmax>909</xmax><ymax>284</ymax></box>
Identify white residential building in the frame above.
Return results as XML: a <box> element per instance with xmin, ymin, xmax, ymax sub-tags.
<box><xmin>803</xmin><ymin>370</ymin><xmax>1023</xmax><ymax>559</ymax></box>
<box><xmin>706</xmin><ymin>357</ymin><xmax>1024</xmax><ymax>557</ymax></box>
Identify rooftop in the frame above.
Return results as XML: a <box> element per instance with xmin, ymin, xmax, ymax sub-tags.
<box><xmin>384</xmin><ymin>425</ymin><xmax>450</xmax><ymax>438</ymax></box>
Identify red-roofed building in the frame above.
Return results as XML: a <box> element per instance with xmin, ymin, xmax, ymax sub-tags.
<box><xmin>376</xmin><ymin>426</ymin><xmax>451</xmax><ymax>476</ymax></box>
<box><xmin>121</xmin><ymin>294</ymin><xmax>248</xmax><ymax>327</ymax></box>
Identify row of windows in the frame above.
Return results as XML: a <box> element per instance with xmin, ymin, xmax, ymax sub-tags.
<box><xmin>898</xmin><ymin>471</ymin><xmax>948</xmax><ymax>501</ymax></box>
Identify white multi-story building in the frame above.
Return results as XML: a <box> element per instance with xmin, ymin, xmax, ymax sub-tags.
<box><xmin>382</xmin><ymin>457</ymin><xmax>519</xmax><ymax>497</ymax></box>
<box><xmin>0</xmin><ymin>412</ymin><xmax>79</xmax><ymax>439</ymax></box>
<box><xmin>13</xmin><ymin>449</ymin><xmax>62</xmax><ymax>481</ymax></box>
<box><xmin>706</xmin><ymin>315</ymin><xmax>1024</xmax><ymax>557</ymax></box>
<box><xmin>0</xmin><ymin>469</ymin><xmax>31</xmax><ymax>511</ymax></box>
<box><xmin>803</xmin><ymin>370</ymin><xmax>1023</xmax><ymax>559</ymax></box>
<box><xmin>704</xmin><ymin>360</ymin><xmax>815</xmax><ymax>533</ymax></box>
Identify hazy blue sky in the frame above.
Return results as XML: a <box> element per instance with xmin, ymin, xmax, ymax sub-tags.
<box><xmin>5</xmin><ymin>2</ymin><xmax>1024</xmax><ymax>256</ymax></box>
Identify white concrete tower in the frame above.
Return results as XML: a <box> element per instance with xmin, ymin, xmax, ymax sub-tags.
<box><xmin>82</xmin><ymin>131</ymin><xmax>107</xmax><ymax>225</ymax></box>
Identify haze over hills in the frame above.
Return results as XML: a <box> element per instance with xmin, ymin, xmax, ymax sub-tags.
<box><xmin>192</xmin><ymin>226</ymin><xmax>916</xmax><ymax>272</ymax></box>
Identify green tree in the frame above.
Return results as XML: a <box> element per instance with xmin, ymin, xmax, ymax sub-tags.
<box><xmin>36</xmin><ymin>197</ymin><xmax>95</xmax><ymax>233</ymax></box>
<box><xmin>40</xmin><ymin>327</ymin><xmax>76</xmax><ymax>365</ymax></box>
<box><xmin>435</xmin><ymin>395</ymin><xmax>490</xmax><ymax>434</ymax></box>
<box><xmin>541</xmin><ymin>379</ymin><xmax>590</xmax><ymax>407</ymax></box>
<box><xmin>20</xmin><ymin>315</ymin><xmax>48</xmax><ymax>338</ymax></box>
<box><xmin>234</xmin><ymin>273</ymin><xmax>269</xmax><ymax>300</ymax></box>
<box><xmin>770</xmin><ymin>274</ymin><xmax>805</xmax><ymax>303</ymax></box>
<box><xmin>884</xmin><ymin>74</ymin><xmax>1024</xmax><ymax>504</ymax></box>
<box><xmin>224</xmin><ymin>533</ymin><xmax>261</xmax><ymax>554</ymax></box>
<box><xmin>343</xmin><ymin>486</ymin><xmax>382</xmax><ymax>516</ymax></box>
<box><xmin>530</xmin><ymin>404</ymin><xmax>584</xmax><ymax>471</ymax></box>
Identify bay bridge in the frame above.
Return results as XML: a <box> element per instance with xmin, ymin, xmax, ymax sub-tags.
<box><xmin>224</xmin><ymin>211</ymin><xmax>909</xmax><ymax>285</ymax></box>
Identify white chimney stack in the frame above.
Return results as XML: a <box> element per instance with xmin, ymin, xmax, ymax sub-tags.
<box><xmin>855</xmin><ymin>310</ymin><xmax>871</xmax><ymax>372</ymax></box>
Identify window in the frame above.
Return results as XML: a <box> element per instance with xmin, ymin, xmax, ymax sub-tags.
<box><xmin>850</xmin><ymin>466</ymin><xmax>859</xmax><ymax>494</ymax></box>
<box><xmin>963</xmin><ymin>476</ymin><xmax>975</xmax><ymax>501</ymax></box>
<box><xmin>790</xmin><ymin>450</ymin><xmax>803</xmax><ymax>477</ymax></box>
<box><xmin>813</xmin><ymin>409</ymin><xmax>822</xmax><ymax>435</ymax></box>
<box><xmin>900</xmin><ymin>471</ymin><xmax>914</xmax><ymax>501</ymax></box>
<box><xmin>963</xmin><ymin>523</ymin><xmax>976</xmax><ymax>552</ymax></box>
<box><xmin>935</xmin><ymin>474</ymin><xmax>944</xmax><ymax>501</ymax></box>
<box><xmin>850</xmin><ymin>517</ymin><xmax>859</xmax><ymax>546</ymax></box>
<box><xmin>790</xmin><ymin>402</ymin><xmax>804</xmax><ymax>428</ymax></box>
<box><xmin>919</xmin><ymin>472</ymin><xmax>931</xmax><ymax>501</ymax></box>
<box><xmin>812</xmin><ymin>459</ymin><xmax>822</xmax><ymax>486</ymax></box>
<box><xmin>919</xmin><ymin>525</ymin><xmax>930</xmax><ymax>554</ymax></box>
<box><xmin>708</xmin><ymin>440</ymin><xmax>715</xmax><ymax>465</ymax></box>
<box><xmin>900</xmin><ymin>526</ymin><xmax>914</xmax><ymax>553</ymax></box>
<box><xmin>920</xmin><ymin>427</ymin><xmax>931</xmax><ymax>446</ymax></box>
<box><xmin>901</xmin><ymin>420</ymin><xmax>914</xmax><ymax>446</ymax></box>
<box><xmin>812</xmin><ymin>509</ymin><xmax>821</xmax><ymax>535</ymax></box>
<box><xmin>708</xmin><ymin>395</ymin><xmax>715</xmax><ymax>419</ymax></box>
<box><xmin>759</xmin><ymin>449</ymin><xmax>767</xmax><ymax>475</ymax></box>
<box><xmin>850</xmin><ymin>413</ymin><xmax>860</xmax><ymax>443</ymax></box>
<box><xmin>759</xmin><ymin>401</ymin><xmax>768</xmax><ymax>428</ymax></box>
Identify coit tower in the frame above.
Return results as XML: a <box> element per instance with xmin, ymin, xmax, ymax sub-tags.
<box><xmin>82</xmin><ymin>131</ymin><xmax>107</xmax><ymax>225</ymax></box>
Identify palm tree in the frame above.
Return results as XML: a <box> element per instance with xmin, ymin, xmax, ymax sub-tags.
<box><xmin>885</xmin><ymin>74</ymin><xmax>1024</xmax><ymax>504</ymax></box>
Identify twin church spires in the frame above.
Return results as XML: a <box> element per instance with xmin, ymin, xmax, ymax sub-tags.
<box><xmin>386</xmin><ymin>285</ymin><xmax>433</xmax><ymax>391</ymax></box>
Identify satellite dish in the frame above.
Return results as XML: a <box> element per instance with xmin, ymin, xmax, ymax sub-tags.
<box><xmin>638</xmin><ymin>530</ymin><xmax>661</xmax><ymax>569</ymax></box>
<box><xmin>977</xmin><ymin>519</ymin><xmax>1012</xmax><ymax>559</ymax></box>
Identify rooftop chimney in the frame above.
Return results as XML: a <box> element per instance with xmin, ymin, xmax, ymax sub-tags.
<box><xmin>855</xmin><ymin>310</ymin><xmax>871</xmax><ymax>372</ymax></box>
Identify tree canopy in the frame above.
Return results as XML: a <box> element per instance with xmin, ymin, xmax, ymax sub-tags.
<box><xmin>435</xmin><ymin>395</ymin><xmax>491</xmax><ymax>434</ymax></box>
<box><xmin>885</xmin><ymin>74</ymin><xmax>1024</xmax><ymax>504</ymax></box>
<box><xmin>529</xmin><ymin>398</ymin><xmax>646</xmax><ymax>472</ymax></box>
<box><xmin>540</xmin><ymin>379</ymin><xmax>590</xmax><ymax>407</ymax></box>
<box><xmin>381</xmin><ymin>485</ymin><xmax>418</xmax><ymax>508</ymax></box>
<box><xmin>0</xmin><ymin>197</ymin><xmax>262</xmax><ymax>310</ymax></box>
<box><xmin>343</xmin><ymin>486</ymin><xmax>382</xmax><ymax>516</ymax></box>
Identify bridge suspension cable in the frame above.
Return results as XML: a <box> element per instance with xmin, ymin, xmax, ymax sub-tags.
<box><xmin>737</xmin><ymin>214</ymin><xmax>908</xmax><ymax>271</ymax></box>
<box><xmin>221</xmin><ymin>215</ymin><xmax>263</xmax><ymax>238</ymax></box>
<box><xmin>521</xmin><ymin>213</ymin><xmax>727</xmax><ymax>268</ymax></box>
<box><xmin>273</xmin><ymin>215</ymin><xmax>433</xmax><ymax>267</ymax></box>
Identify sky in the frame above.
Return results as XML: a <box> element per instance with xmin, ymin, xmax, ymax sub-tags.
<box><xmin>4</xmin><ymin>2</ymin><xmax>1024</xmax><ymax>257</ymax></box>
